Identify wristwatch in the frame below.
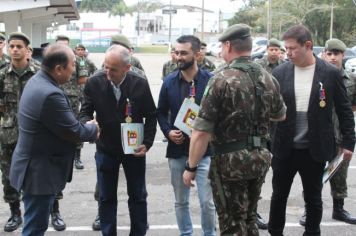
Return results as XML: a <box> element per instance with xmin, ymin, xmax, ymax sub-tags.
<box><xmin>185</xmin><ymin>160</ymin><xmax>198</xmax><ymax>172</ymax></box>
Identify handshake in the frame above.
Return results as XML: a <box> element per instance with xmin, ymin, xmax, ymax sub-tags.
<box><xmin>86</xmin><ymin>119</ymin><xmax>100</xmax><ymax>140</ymax></box>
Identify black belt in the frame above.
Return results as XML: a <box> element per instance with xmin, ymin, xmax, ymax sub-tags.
<box><xmin>211</xmin><ymin>137</ymin><xmax>267</xmax><ymax>155</ymax></box>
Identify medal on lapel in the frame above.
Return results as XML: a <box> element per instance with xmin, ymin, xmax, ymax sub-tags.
<box><xmin>125</xmin><ymin>98</ymin><xmax>132</xmax><ymax>123</ymax></box>
<box><xmin>189</xmin><ymin>81</ymin><xmax>196</xmax><ymax>103</ymax></box>
<box><xmin>319</xmin><ymin>82</ymin><xmax>326</xmax><ymax>108</ymax></box>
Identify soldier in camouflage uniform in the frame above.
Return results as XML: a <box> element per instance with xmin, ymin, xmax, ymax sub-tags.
<box><xmin>162</xmin><ymin>46</ymin><xmax>177</xmax><ymax>80</ymax></box>
<box><xmin>256</xmin><ymin>38</ymin><xmax>284</xmax><ymax>74</ymax></box>
<box><xmin>299</xmin><ymin>38</ymin><xmax>356</xmax><ymax>226</ymax></box>
<box><xmin>183</xmin><ymin>24</ymin><xmax>286</xmax><ymax>235</ymax></box>
<box><xmin>0</xmin><ymin>33</ymin><xmax>10</xmax><ymax>70</ymax></box>
<box><xmin>27</xmin><ymin>44</ymin><xmax>42</xmax><ymax>67</ymax></box>
<box><xmin>111</xmin><ymin>34</ymin><xmax>145</xmax><ymax>72</ymax></box>
<box><xmin>0</xmin><ymin>32</ymin><xmax>40</xmax><ymax>232</ymax></box>
<box><xmin>198</xmin><ymin>41</ymin><xmax>216</xmax><ymax>72</ymax></box>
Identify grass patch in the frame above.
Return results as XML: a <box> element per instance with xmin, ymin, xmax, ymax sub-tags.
<box><xmin>135</xmin><ymin>45</ymin><xmax>169</xmax><ymax>53</ymax></box>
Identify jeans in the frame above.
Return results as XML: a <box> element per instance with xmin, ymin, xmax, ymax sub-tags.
<box><xmin>268</xmin><ymin>148</ymin><xmax>325</xmax><ymax>236</ymax></box>
<box><xmin>96</xmin><ymin>150</ymin><xmax>148</xmax><ymax>236</ymax></box>
<box><xmin>168</xmin><ymin>156</ymin><xmax>216</xmax><ymax>236</ymax></box>
<box><xmin>22</xmin><ymin>192</ymin><xmax>56</xmax><ymax>236</ymax></box>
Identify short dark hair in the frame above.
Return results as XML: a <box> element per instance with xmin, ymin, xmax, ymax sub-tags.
<box><xmin>230</xmin><ymin>37</ymin><xmax>252</xmax><ymax>52</ymax></box>
<box><xmin>41</xmin><ymin>44</ymin><xmax>70</xmax><ymax>71</ymax></box>
<box><xmin>282</xmin><ymin>25</ymin><xmax>313</xmax><ymax>46</ymax></box>
<box><xmin>8</xmin><ymin>36</ymin><xmax>30</xmax><ymax>47</ymax></box>
<box><xmin>176</xmin><ymin>35</ymin><xmax>201</xmax><ymax>53</ymax></box>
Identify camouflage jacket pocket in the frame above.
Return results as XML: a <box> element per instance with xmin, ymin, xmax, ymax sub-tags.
<box><xmin>217</xmin><ymin>149</ymin><xmax>271</xmax><ymax>181</ymax></box>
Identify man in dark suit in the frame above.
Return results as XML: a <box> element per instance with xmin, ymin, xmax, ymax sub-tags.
<box><xmin>9</xmin><ymin>44</ymin><xmax>99</xmax><ymax>236</ymax></box>
<box><xmin>79</xmin><ymin>45</ymin><xmax>157</xmax><ymax>236</ymax></box>
<box><xmin>268</xmin><ymin>25</ymin><xmax>355</xmax><ymax>236</ymax></box>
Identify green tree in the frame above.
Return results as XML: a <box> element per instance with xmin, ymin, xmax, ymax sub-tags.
<box><xmin>110</xmin><ymin>1</ymin><xmax>132</xmax><ymax>26</ymax></box>
<box><xmin>80</xmin><ymin>0</ymin><xmax>120</xmax><ymax>12</ymax></box>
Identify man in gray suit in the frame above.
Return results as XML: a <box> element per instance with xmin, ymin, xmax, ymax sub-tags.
<box><xmin>9</xmin><ymin>44</ymin><xmax>99</xmax><ymax>236</ymax></box>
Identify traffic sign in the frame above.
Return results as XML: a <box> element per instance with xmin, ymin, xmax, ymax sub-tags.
<box><xmin>162</xmin><ymin>9</ymin><xmax>177</xmax><ymax>14</ymax></box>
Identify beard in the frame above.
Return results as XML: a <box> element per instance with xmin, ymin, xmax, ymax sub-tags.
<box><xmin>177</xmin><ymin>58</ymin><xmax>195</xmax><ymax>71</ymax></box>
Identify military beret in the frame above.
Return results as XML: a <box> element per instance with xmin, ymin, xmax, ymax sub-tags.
<box><xmin>268</xmin><ymin>38</ymin><xmax>281</xmax><ymax>48</ymax></box>
<box><xmin>28</xmin><ymin>44</ymin><xmax>33</xmax><ymax>52</ymax></box>
<box><xmin>55</xmin><ymin>35</ymin><xmax>70</xmax><ymax>42</ymax></box>
<box><xmin>111</xmin><ymin>34</ymin><xmax>131</xmax><ymax>49</ymax></box>
<box><xmin>75</xmin><ymin>43</ymin><xmax>86</xmax><ymax>50</ymax></box>
<box><xmin>8</xmin><ymin>32</ymin><xmax>30</xmax><ymax>45</ymax></box>
<box><xmin>0</xmin><ymin>33</ymin><xmax>5</xmax><ymax>40</ymax></box>
<box><xmin>325</xmin><ymin>38</ymin><xmax>346</xmax><ymax>52</ymax></box>
<box><xmin>219</xmin><ymin>24</ymin><xmax>251</xmax><ymax>42</ymax></box>
<box><xmin>280</xmin><ymin>45</ymin><xmax>286</xmax><ymax>52</ymax></box>
<box><xmin>201</xmin><ymin>41</ymin><xmax>207</xmax><ymax>47</ymax></box>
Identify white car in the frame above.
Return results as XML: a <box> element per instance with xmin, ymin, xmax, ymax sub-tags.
<box><xmin>210</xmin><ymin>42</ymin><xmax>222</xmax><ymax>57</ymax></box>
<box><xmin>152</xmin><ymin>40</ymin><xmax>170</xmax><ymax>46</ymax></box>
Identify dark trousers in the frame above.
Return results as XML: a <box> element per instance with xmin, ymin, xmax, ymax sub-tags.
<box><xmin>22</xmin><ymin>192</ymin><xmax>56</xmax><ymax>236</ymax></box>
<box><xmin>268</xmin><ymin>148</ymin><xmax>325</xmax><ymax>236</ymax></box>
<box><xmin>95</xmin><ymin>150</ymin><xmax>148</xmax><ymax>236</ymax></box>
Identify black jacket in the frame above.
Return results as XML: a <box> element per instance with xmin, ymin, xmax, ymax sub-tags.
<box><xmin>79</xmin><ymin>70</ymin><xmax>157</xmax><ymax>156</ymax></box>
<box><xmin>272</xmin><ymin>57</ymin><xmax>355</xmax><ymax>163</ymax></box>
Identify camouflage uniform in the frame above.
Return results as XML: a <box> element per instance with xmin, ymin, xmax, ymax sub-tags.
<box><xmin>0</xmin><ymin>54</ymin><xmax>11</xmax><ymax>70</ymax></box>
<box><xmin>193</xmin><ymin>56</ymin><xmax>286</xmax><ymax>235</ymax></box>
<box><xmin>330</xmin><ymin>69</ymin><xmax>356</xmax><ymax>199</ymax></box>
<box><xmin>161</xmin><ymin>60</ymin><xmax>177</xmax><ymax>80</ymax></box>
<box><xmin>198</xmin><ymin>57</ymin><xmax>216</xmax><ymax>72</ymax></box>
<box><xmin>0</xmin><ymin>62</ymin><xmax>39</xmax><ymax>204</ymax></box>
<box><xmin>131</xmin><ymin>56</ymin><xmax>144</xmax><ymax>72</ymax></box>
<box><xmin>256</xmin><ymin>56</ymin><xmax>284</xmax><ymax>74</ymax></box>
<box><xmin>77</xmin><ymin>56</ymin><xmax>97</xmax><ymax>102</ymax></box>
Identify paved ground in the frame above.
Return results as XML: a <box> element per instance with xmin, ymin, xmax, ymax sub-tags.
<box><xmin>1</xmin><ymin>53</ymin><xmax>356</xmax><ymax>235</ymax></box>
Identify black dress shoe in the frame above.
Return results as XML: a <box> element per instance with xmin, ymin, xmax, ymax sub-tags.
<box><xmin>51</xmin><ymin>212</ymin><xmax>66</xmax><ymax>231</ymax></box>
<box><xmin>256</xmin><ymin>213</ymin><xmax>268</xmax><ymax>230</ymax></box>
<box><xmin>299</xmin><ymin>210</ymin><xmax>306</xmax><ymax>226</ymax></box>
<box><xmin>74</xmin><ymin>158</ymin><xmax>84</xmax><ymax>169</ymax></box>
<box><xmin>92</xmin><ymin>214</ymin><xmax>101</xmax><ymax>231</ymax></box>
<box><xmin>4</xmin><ymin>211</ymin><xmax>22</xmax><ymax>232</ymax></box>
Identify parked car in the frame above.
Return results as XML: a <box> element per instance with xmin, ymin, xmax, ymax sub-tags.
<box><xmin>313</xmin><ymin>46</ymin><xmax>324</xmax><ymax>57</ymax></box>
<box><xmin>206</xmin><ymin>42</ymin><xmax>219</xmax><ymax>55</ymax></box>
<box><xmin>251</xmin><ymin>45</ymin><xmax>267</xmax><ymax>61</ymax></box>
<box><xmin>343</xmin><ymin>48</ymin><xmax>356</xmax><ymax>66</ymax></box>
<box><xmin>152</xmin><ymin>40</ymin><xmax>170</xmax><ymax>45</ymax></box>
<box><xmin>253</xmin><ymin>37</ymin><xmax>268</xmax><ymax>46</ymax></box>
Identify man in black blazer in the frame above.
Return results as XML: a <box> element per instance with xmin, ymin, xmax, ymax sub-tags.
<box><xmin>268</xmin><ymin>25</ymin><xmax>355</xmax><ymax>236</ymax></box>
<box><xmin>9</xmin><ymin>44</ymin><xmax>99</xmax><ymax>236</ymax></box>
<box><xmin>79</xmin><ymin>45</ymin><xmax>157</xmax><ymax>236</ymax></box>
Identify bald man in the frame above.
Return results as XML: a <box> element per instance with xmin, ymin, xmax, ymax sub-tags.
<box><xmin>79</xmin><ymin>45</ymin><xmax>157</xmax><ymax>236</ymax></box>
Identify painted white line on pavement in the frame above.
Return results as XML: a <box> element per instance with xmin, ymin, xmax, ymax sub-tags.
<box><xmin>45</xmin><ymin>222</ymin><xmax>351</xmax><ymax>232</ymax></box>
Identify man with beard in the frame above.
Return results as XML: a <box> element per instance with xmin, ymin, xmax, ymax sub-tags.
<box><xmin>157</xmin><ymin>35</ymin><xmax>216</xmax><ymax>236</ymax></box>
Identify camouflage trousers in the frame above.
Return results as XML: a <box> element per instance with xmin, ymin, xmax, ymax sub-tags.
<box><xmin>0</xmin><ymin>144</ymin><xmax>21</xmax><ymax>203</ymax></box>
<box><xmin>209</xmin><ymin>157</ymin><xmax>269</xmax><ymax>236</ymax></box>
<box><xmin>330</xmin><ymin>159</ymin><xmax>350</xmax><ymax>199</ymax></box>
<box><xmin>68</xmin><ymin>95</ymin><xmax>83</xmax><ymax>150</ymax></box>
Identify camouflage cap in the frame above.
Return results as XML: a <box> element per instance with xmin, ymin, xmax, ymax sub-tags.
<box><xmin>55</xmin><ymin>34</ymin><xmax>70</xmax><ymax>42</ymax></box>
<box><xmin>75</xmin><ymin>43</ymin><xmax>86</xmax><ymax>50</ymax></box>
<box><xmin>325</xmin><ymin>38</ymin><xmax>346</xmax><ymax>52</ymax></box>
<box><xmin>268</xmin><ymin>38</ymin><xmax>282</xmax><ymax>48</ymax></box>
<box><xmin>0</xmin><ymin>33</ymin><xmax>5</xmax><ymax>40</ymax></box>
<box><xmin>111</xmin><ymin>34</ymin><xmax>131</xmax><ymax>49</ymax></box>
<box><xmin>219</xmin><ymin>24</ymin><xmax>251</xmax><ymax>42</ymax></box>
<box><xmin>8</xmin><ymin>32</ymin><xmax>30</xmax><ymax>45</ymax></box>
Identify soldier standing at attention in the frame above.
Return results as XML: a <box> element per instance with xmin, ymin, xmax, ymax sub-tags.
<box><xmin>197</xmin><ymin>41</ymin><xmax>216</xmax><ymax>72</ymax></box>
<box><xmin>299</xmin><ymin>38</ymin><xmax>356</xmax><ymax>226</ymax></box>
<box><xmin>0</xmin><ymin>33</ymin><xmax>10</xmax><ymax>70</ymax></box>
<box><xmin>256</xmin><ymin>38</ymin><xmax>284</xmax><ymax>74</ymax></box>
<box><xmin>0</xmin><ymin>32</ymin><xmax>40</xmax><ymax>232</ymax></box>
<box><xmin>183</xmin><ymin>24</ymin><xmax>286</xmax><ymax>235</ymax></box>
<box><xmin>162</xmin><ymin>46</ymin><xmax>177</xmax><ymax>80</ymax></box>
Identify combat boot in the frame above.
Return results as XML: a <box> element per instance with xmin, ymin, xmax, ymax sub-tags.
<box><xmin>332</xmin><ymin>198</ymin><xmax>356</xmax><ymax>224</ymax></box>
<box><xmin>51</xmin><ymin>200</ymin><xmax>66</xmax><ymax>231</ymax></box>
<box><xmin>74</xmin><ymin>149</ymin><xmax>84</xmax><ymax>170</ymax></box>
<box><xmin>4</xmin><ymin>201</ymin><xmax>22</xmax><ymax>232</ymax></box>
<box><xmin>92</xmin><ymin>214</ymin><xmax>101</xmax><ymax>231</ymax></box>
<box><xmin>256</xmin><ymin>212</ymin><xmax>268</xmax><ymax>230</ymax></box>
